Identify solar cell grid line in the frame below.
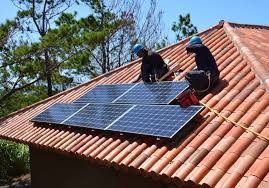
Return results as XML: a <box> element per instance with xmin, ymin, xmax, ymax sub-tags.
<box><xmin>31</xmin><ymin>103</ymin><xmax>87</xmax><ymax>124</ymax></box>
<box><xmin>63</xmin><ymin>103</ymin><xmax>134</xmax><ymax>130</ymax></box>
<box><xmin>107</xmin><ymin>105</ymin><xmax>203</xmax><ymax>138</ymax></box>
<box><xmin>74</xmin><ymin>83</ymin><xmax>135</xmax><ymax>103</ymax></box>
<box><xmin>60</xmin><ymin>103</ymin><xmax>90</xmax><ymax>124</ymax></box>
<box><xmin>104</xmin><ymin>105</ymin><xmax>136</xmax><ymax>130</ymax></box>
<box><xmin>113</xmin><ymin>81</ymin><xmax>189</xmax><ymax>105</ymax></box>
<box><xmin>111</xmin><ymin>83</ymin><xmax>138</xmax><ymax>103</ymax></box>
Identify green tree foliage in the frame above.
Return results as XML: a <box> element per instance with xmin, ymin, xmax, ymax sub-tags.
<box><xmin>0</xmin><ymin>0</ymin><xmax>132</xmax><ymax>115</ymax></box>
<box><xmin>155</xmin><ymin>36</ymin><xmax>169</xmax><ymax>50</ymax></box>
<box><xmin>0</xmin><ymin>139</ymin><xmax>30</xmax><ymax>180</ymax></box>
<box><xmin>172</xmin><ymin>13</ymin><xmax>198</xmax><ymax>41</ymax></box>
<box><xmin>49</xmin><ymin>6</ymin><xmax>132</xmax><ymax>76</ymax></box>
<box><xmin>79</xmin><ymin>0</ymin><xmax>164</xmax><ymax>73</ymax></box>
<box><xmin>0</xmin><ymin>1</ymin><xmax>164</xmax><ymax>113</ymax></box>
<box><xmin>9</xmin><ymin>0</ymin><xmax>78</xmax><ymax>97</ymax></box>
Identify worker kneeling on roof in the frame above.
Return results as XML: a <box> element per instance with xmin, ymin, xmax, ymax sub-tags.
<box><xmin>185</xmin><ymin>36</ymin><xmax>220</xmax><ymax>93</ymax></box>
<box><xmin>132</xmin><ymin>44</ymin><xmax>169</xmax><ymax>83</ymax></box>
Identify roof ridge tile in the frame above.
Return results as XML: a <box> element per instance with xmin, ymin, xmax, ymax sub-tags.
<box><xmin>223</xmin><ymin>22</ymin><xmax>269</xmax><ymax>91</ymax></box>
<box><xmin>227</xmin><ymin>21</ymin><xmax>269</xmax><ymax>30</ymax></box>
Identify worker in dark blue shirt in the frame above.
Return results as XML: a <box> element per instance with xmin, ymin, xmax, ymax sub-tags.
<box><xmin>185</xmin><ymin>36</ymin><xmax>220</xmax><ymax>92</ymax></box>
<box><xmin>132</xmin><ymin>44</ymin><xmax>169</xmax><ymax>83</ymax></box>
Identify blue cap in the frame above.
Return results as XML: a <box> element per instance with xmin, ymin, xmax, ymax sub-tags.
<box><xmin>132</xmin><ymin>44</ymin><xmax>144</xmax><ymax>54</ymax></box>
<box><xmin>189</xmin><ymin>36</ymin><xmax>202</xmax><ymax>45</ymax></box>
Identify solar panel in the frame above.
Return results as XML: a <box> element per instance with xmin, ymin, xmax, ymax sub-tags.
<box><xmin>62</xmin><ymin>103</ymin><xmax>133</xmax><ymax>129</ymax></box>
<box><xmin>74</xmin><ymin>83</ymin><xmax>136</xmax><ymax>103</ymax></box>
<box><xmin>113</xmin><ymin>81</ymin><xmax>189</xmax><ymax>104</ymax></box>
<box><xmin>31</xmin><ymin>103</ymin><xmax>86</xmax><ymax>124</ymax></box>
<box><xmin>107</xmin><ymin>105</ymin><xmax>203</xmax><ymax>138</ymax></box>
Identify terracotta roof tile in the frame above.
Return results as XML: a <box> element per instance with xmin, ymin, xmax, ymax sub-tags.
<box><xmin>1</xmin><ymin>21</ymin><xmax>269</xmax><ymax>187</ymax></box>
<box><xmin>82</xmin><ymin>136</ymin><xmax>107</xmax><ymax>157</ymax></box>
<box><xmin>140</xmin><ymin>146</ymin><xmax>168</xmax><ymax>171</ymax></box>
<box><xmin>89</xmin><ymin>137</ymin><xmax>115</xmax><ymax>158</ymax></box>
<box><xmin>46</xmin><ymin>129</ymin><xmax>72</xmax><ymax>147</ymax></box>
<box><xmin>120</xmin><ymin>142</ymin><xmax>148</xmax><ymax>167</ymax></box>
<box><xmin>235</xmin><ymin>176</ymin><xmax>248</xmax><ymax>188</ymax></box>
<box><xmin>221</xmin><ymin>171</ymin><xmax>242</xmax><ymax>188</ymax></box>
<box><xmin>95</xmin><ymin>138</ymin><xmax>122</xmax><ymax>159</ymax></box>
<box><xmin>64</xmin><ymin>133</ymin><xmax>87</xmax><ymax>152</ymax></box>
<box><xmin>241</xmin><ymin>140</ymin><xmax>268</xmax><ymax>158</ymax></box>
<box><xmin>99</xmin><ymin>139</ymin><xmax>128</xmax><ymax>161</ymax></box>
<box><xmin>258</xmin><ymin>181</ymin><xmax>269</xmax><ymax>188</ymax></box>
<box><xmin>200</xmin><ymin>168</ymin><xmax>225</xmax><ymax>187</ymax></box>
<box><xmin>215</xmin><ymin>152</ymin><xmax>238</xmax><ymax>172</ymax></box>
<box><xmin>130</xmin><ymin>144</ymin><xmax>158</xmax><ymax>169</ymax></box>
<box><xmin>229</xmin><ymin>155</ymin><xmax>256</xmax><ymax>175</ymax></box>
<box><xmin>264</xmin><ymin>171</ymin><xmax>269</xmax><ymax>182</ymax></box>
<box><xmin>244</xmin><ymin>176</ymin><xmax>262</xmax><ymax>188</ymax></box>
<box><xmin>151</xmin><ymin>147</ymin><xmax>184</xmax><ymax>174</ymax></box>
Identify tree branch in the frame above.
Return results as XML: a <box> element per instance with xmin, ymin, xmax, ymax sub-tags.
<box><xmin>32</xmin><ymin>0</ymin><xmax>42</xmax><ymax>35</ymax></box>
<box><xmin>42</xmin><ymin>0</ymin><xmax>48</xmax><ymax>33</ymax></box>
<box><xmin>0</xmin><ymin>77</ymin><xmax>41</xmax><ymax>104</ymax></box>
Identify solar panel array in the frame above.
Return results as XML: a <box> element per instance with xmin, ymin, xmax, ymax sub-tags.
<box><xmin>31</xmin><ymin>81</ymin><xmax>204</xmax><ymax>138</ymax></box>
<box><xmin>32</xmin><ymin>103</ymin><xmax>203</xmax><ymax>138</ymax></box>
<box><xmin>74</xmin><ymin>81</ymin><xmax>188</xmax><ymax>105</ymax></box>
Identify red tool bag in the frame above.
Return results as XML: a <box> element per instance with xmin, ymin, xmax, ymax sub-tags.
<box><xmin>176</xmin><ymin>89</ymin><xmax>199</xmax><ymax>107</ymax></box>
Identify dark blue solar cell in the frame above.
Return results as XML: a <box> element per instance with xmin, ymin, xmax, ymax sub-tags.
<box><xmin>74</xmin><ymin>84</ymin><xmax>135</xmax><ymax>103</ymax></box>
<box><xmin>62</xmin><ymin>103</ymin><xmax>133</xmax><ymax>129</ymax></box>
<box><xmin>107</xmin><ymin>105</ymin><xmax>203</xmax><ymax>138</ymax></box>
<box><xmin>113</xmin><ymin>81</ymin><xmax>189</xmax><ymax>104</ymax></box>
<box><xmin>31</xmin><ymin>103</ymin><xmax>86</xmax><ymax>124</ymax></box>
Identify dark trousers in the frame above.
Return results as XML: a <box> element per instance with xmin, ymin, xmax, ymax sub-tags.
<box><xmin>185</xmin><ymin>70</ymin><xmax>219</xmax><ymax>92</ymax></box>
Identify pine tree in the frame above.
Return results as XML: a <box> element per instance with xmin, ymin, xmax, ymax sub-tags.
<box><xmin>172</xmin><ymin>13</ymin><xmax>197</xmax><ymax>41</ymax></box>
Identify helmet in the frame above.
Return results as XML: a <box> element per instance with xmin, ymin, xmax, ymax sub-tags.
<box><xmin>132</xmin><ymin>44</ymin><xmax>144</xmax><ymax>54</ymax></box>
<box><xmin>189</xmin><ymin>36</ymin><xmax>202</xmax><ymax>45</ymax></box>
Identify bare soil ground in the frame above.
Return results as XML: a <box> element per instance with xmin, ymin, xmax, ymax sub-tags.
<box><xmin>0</xmin><ymin>174</ymin><xmax>30</xmax><ymax>188</ymax></box>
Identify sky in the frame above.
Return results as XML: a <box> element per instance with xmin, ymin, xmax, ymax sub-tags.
<box><xmin>0</xmin><ymin>0</ymin><xmax>269</xmax><ymax>42</ymax></box>
<box><xmin>157</xmin><ymin>0</ymin><xmax>269</xmax><ymax>41</ymax></box>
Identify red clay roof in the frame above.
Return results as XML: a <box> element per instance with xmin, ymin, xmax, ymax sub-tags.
<box><xmin>1</xmin><ymin>21</ymin><xmax>269</xmax><ymax>187</ymax></box>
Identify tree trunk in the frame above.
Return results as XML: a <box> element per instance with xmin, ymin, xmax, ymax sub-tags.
<box><xmin>45</xmin><ymin>51</ymin><xmax>53</xmax><ymax>96</ymax></box>
<box><xmin>101</xmin><ymin>42</ymin><xmax>107</xmax><ymax>74</ymax></box>
<box><xmin>106</xmin><ymin>40</ymin><xmax>110</xmax><ymax>72</ymax></box>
